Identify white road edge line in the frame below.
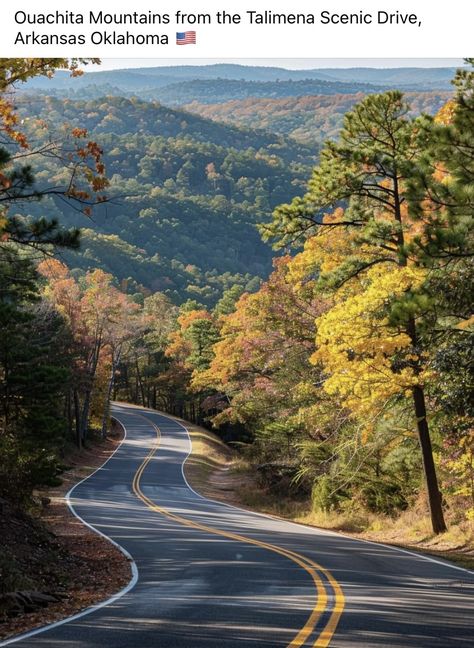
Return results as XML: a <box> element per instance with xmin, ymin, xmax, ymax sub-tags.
<box><xmin>145</xmin><ymin>408</ymin><xmax>474</xmax><ymax>578</ymax></box>
<box><xmin>0</xmin><ymin>417</ymin><xmax>139</xmax><ymax>647</ymax></box>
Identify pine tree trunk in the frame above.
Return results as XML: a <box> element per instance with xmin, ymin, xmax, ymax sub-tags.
<box><xmin>405</xmin><ymin>316</ymin><xmax>446</xmax><ymax>534</ymax></box>
<box><xmin>412</xmin><ymin>385</ymin><xmax>447</xmax><ymax>534</ymax></box>
<box><xmin>393</xmin><ymin>187</ymin><xmax>447</xmax><ymax>535</ymax></box>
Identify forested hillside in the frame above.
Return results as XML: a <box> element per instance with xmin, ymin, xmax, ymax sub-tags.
<box><xmin>185</xmin><ymin>91</ymin><xmax>452</xmax><ymax>145</ymax></box>
<box><xmin>18</xmin><ymin>94</ymin><xmax>313</xmax><ymax>156</ymax></box>
<box><xmin>142</xmin><ymin>78</ymin><xmax>385</xmax><ymax>105</ymax></box>
<box><xmin>15</xmin><ymin>94</ymin><xmax>313</xmax><ymax>304</ymax></box>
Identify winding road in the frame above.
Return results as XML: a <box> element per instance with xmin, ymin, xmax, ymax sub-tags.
<box><xmin>3</xmin><ymin>403</ymin><xmax>474</xmax><ymax>647</ymax></box>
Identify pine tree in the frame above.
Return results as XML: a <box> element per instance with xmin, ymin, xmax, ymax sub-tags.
<box><xmin>265</xmin><ymin>91</ymin><xmax>452</xmax><ymax>533</ymax></box>
<box><xmin>0</xmin><ymin>250</ymin><xmax>71</xmax><ymax>502</ymax></box>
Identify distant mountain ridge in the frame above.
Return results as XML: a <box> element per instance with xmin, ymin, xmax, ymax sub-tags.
<box><xmin>21</xmin><ymin>63</ymin><xmax>459</xmax><ymax>103</ymax></box>
<box><xmin>23</xmin><ymin>63</ymin><xmax>459</xmax><ymax>86</ymax></box>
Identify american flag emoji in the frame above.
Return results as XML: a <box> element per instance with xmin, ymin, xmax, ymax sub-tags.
<box><xmin>176</xmin><ymin>31</ymin><xmax>196</xmax><ymax>45</ymax></box>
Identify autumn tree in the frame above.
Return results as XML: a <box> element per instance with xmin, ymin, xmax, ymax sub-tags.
<box><xmin>263</xmin><ymin>90</ymin><xmax>470</xmax><ymax>533</ymax></box>
<box><xmin>38</xmin><ymin>261</ymin><xmax>140</xmax><ymax>445</ymax></box>
<box><xmin>0</xmin><ymin>58</ymin><xmax>107</xmax><ymax>251</ymax></box>
<box><xmin>167</xmin><ymin>307</ymin><xmax>219</xmax><ymax>374</ymax></box>
<box><xmin>98</xmin><ymin>288</ymin><xmax>141</xmax><ymax>438</ymax></box>
<box><xmin>159</xmin><ymin>304</ymin><xmax>219</xmax><ymax>420</ymax></box>
<box><xmin>194</xmin><ymin>259</ymin><xmax>333</xmax><ymax>454</ymax></box>
<box><xmin>123</xmin><ymin>292</ymin><xmax>178</xmax><ymax>409</ymax></box>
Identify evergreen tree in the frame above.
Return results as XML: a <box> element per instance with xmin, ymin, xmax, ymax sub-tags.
<box><xmin>264</xmin><ymin>91</ymin><xmax>454</xmax><ymax>533</ymax></box>
<box><xmin>0</xmin><ymin>250</ymin><xmax>71</xmax><ymax>502</ymax></box>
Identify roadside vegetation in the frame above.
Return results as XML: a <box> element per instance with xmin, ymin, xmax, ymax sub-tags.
<box><xmin>183</xmin><ymin>421</ymin><xmax>474</xmax><ymax>570</ymax></box>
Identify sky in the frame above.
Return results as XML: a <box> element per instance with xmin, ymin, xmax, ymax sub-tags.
<box><xmin>92</xmin><ymin>58</ymin><xmax>463</xmax><ymax>71</ymax></box>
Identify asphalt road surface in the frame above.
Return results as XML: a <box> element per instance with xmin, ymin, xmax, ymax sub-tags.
<box><xmin>3</xmin><ymin>403</ymin><xmax>474</xmax><ymax>648</ymax></box>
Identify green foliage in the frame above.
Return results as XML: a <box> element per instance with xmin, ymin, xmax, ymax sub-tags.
<box><xmin>15</xmin><ymin>94</ymin><xmax>313</xmax><ymax>306</ymax></box>
<box><xmin>407</xmin><ymin>63</ymin><xmax>474</xmax><ymax>264</ymax></box>
<box><xmin>184</xmin><ymin>318</ymin><xmax>220</xmax><ymax>373</ymax></box>
<box><xmin>0</xmin><ymin>250</ymin><xmax>70</xmax><ymax>503</ymax></box>
<box><xmin>312</xmin><ymin>476</ymin><xmax>347</xmax><ymax>513</ymax></box>
<box><xmin>214</xmin><ymin>285</ymin><xmax>246</xmax><ymax>316</ymax></box>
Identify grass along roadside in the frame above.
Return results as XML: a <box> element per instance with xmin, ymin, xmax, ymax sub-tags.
<box><xmin>0</xmin><ymin>424</ymin><xmax>131</xmax><ymax>642</ymax></box>
<box><xmin>183</xmin><ymin>420</ymin><xmax>474</xmax><ymax>572</ymax></box>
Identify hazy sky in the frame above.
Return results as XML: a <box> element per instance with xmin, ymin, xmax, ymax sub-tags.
<box><xmin>93</xmin><ymin>58</ymin><xmax>463</xmax><ymax>71</ymax></box>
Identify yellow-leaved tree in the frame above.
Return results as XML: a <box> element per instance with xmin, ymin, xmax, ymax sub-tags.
<box><xmin>266</xmin><ymin>91</ymin><xmax>458</xmax><ymax>533</ymax></box>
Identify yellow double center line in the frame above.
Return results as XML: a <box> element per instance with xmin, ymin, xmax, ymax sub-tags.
<box><xmin>130</xmin><ymin>415</ymin><xmax>344</xmax><ymax>647</ymax></box>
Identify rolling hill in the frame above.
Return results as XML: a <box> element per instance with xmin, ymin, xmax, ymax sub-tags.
<box><xmin>17</xmin><ymin>94</ymin><xmax>314</xmax><ymax>305</ymax></box>
<box><xmin>183</xmin><ymin>91</ymin><xmax>453</xmax><ymax>145</ymax></box>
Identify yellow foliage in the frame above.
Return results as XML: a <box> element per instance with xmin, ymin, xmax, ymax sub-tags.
<box><xmin>312</xmin><ymin>264</ymin><xmax>428</xmax><ymax>421</ymax></box>
<box><xmin>443</xmin><ymin>427</ymin><xmax>474</xmax><ymax>521</ymax></box>
<box><xmin>288</xmin><ymin>209</ymin><xmax>358</xmax><ymax>286</ymax></box>
<box><xmin>165</xmin><ymin>308</ymin><xmax>214</xmax><ymax>369</ymax></box>
<box><xmin>193</xmin><ymin>295</ymin><xmax>251</xmax><ymax>389</ymax></box>
<box><xmin>434</xmin><ymin>99</ymin><xmax>456</xmax><ymax>125</ymax></box>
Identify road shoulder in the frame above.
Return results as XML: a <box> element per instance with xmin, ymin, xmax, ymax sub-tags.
<box><xmin>0</xmin><ymin>426</ymin><xmax>131</xmax><ymax>642</ymax></box>
<box><xmin>183</xmin><ymin>419</ymin><xmax>474</xmax><ymax>572</ymax></box>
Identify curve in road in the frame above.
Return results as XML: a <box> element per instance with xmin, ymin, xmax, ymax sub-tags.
<box><xmin>2</xmin><ymin>403</ymin><xmax>473</xmax><ymax>648</ymax></box>
<box><xmin>131</xmin><ymin>410</ymin><xmax>344</xmax><ymax>647</ymax></box>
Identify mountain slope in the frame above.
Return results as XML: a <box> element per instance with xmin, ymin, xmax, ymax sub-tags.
<box><xmin>140</xmin><ymin>78</ymin><xmax>386</xmax><ymax>105</ymax></box>
<box><xmin>17</xmin><ymin>95</ymin><xmax>313</xmax><ymax>305</ymax></box>
<box><xmin>183</xmin><ymin>91</ymin><xmax>453</xmax><ymax>145</ymax></box>
<box><xmin>15</xmin><ymin>64</ymin><xmax>458</xmax><ymax>305</ymax></box>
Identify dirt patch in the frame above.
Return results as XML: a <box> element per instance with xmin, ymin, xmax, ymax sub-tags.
<box><xmin>0</xmin><ymin>429</ymin><xmax>131</xmax><ymax>641</ymax></box>
<box><xmin>354</xmin><ymin>519</ymin><xmax>474</xmax><ymax>570</ymax></box>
